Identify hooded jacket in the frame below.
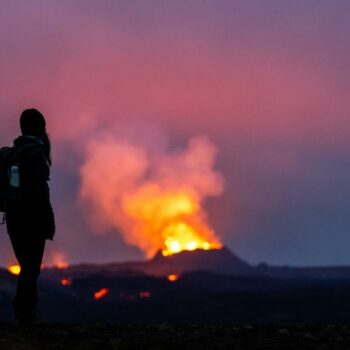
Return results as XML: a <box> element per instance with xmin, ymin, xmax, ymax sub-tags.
<box><xmin>5</xmin><ymin>135</ymin><xmax>55</xmax><ymax>240</ymax></box>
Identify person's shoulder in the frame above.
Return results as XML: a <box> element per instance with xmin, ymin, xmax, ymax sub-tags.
<box><xmin>13</xmin><ymin>136</ymin><xmax>46</xmax><ymax>160</ymax></box>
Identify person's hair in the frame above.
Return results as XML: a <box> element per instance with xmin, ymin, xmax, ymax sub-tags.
<box><xmin>20</xmin><ymin>108</ymin><xmax>52</xmax><ymax>165</ymax></box>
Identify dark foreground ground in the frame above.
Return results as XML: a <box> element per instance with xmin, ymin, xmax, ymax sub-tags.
<box><xmin>1</xmin><ymin>323</ymin><xmax>350</xmax><ymax>350</ymax></box>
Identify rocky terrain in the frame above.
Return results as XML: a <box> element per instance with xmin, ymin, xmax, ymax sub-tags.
<box><xmin>1</xmin><ymin>323</ymin><xmax>350</xmax><ymax>350</ymax></box>
<box><xmin>2</xmin><ymin>249</ymin><xmax>350</xmax><ymax>324</ymax></box>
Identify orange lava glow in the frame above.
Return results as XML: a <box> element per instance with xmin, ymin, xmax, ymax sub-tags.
<box><xmin>94</xmin><ymin>288</ymin><xmax>109</xmax><ymax>300</ymax></box>
<box><xmin>167</xmin><ymin>274</ymin><xmax>180</xmax><ymax>282</ymax></box>
<box><xmin>56</xmin><ymin>262</ymin><xmax>69</xmax><ymax>269</ymax></box>
<box><xmin>161</xmin><ymin>227</ymin><xmax>223</xmax><ymax>256</ymax></box>
<box><xmin>123</xmin><ymin>188</ymin><xmax>223</xmax><ymax>257</ymax></box>
<box><xmin>61</xmin><ymin>278</ymin><xmax>72</xmax><ymax>286</ymax></box>
<box><xmin>7</xmin><ymin>264</ymin><xmax>21</xmax><ymax>275</ymax></box>
<box><xmin>139</xmin><ymin>291</ymin><xmax>151</xmax><ymax>299</ymax></box>
<box><xmin>49</xmin><ymin>251</ymin><xmax>69</xmax><ymax>269</ymax></box>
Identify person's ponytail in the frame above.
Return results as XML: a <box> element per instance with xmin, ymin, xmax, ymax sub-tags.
<box><xmin>39</xmin><ymin>132</ymin><xmax>52</xmax><ymax>166</ymax></box>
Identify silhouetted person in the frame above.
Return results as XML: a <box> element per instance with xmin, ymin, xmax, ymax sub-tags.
<box><xmin>5</xmin><ymin>109</ymin><xmax>55</xmax><ymax>325</ymax></box>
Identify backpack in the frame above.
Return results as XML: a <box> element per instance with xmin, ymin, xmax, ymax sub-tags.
<box><xmin>0</xmin><ymin>139</ymin><xmax>46</xmax><ymax>215</ymax></box>
<box><xmin>0</xmin><ymin>147</ymin><xmax>20</xmax><ymax>213</ymax></box>
<box><xmin>0</xmin><ymin>147</ymin><xmax>13</xmax><ymax>213</ymax></box>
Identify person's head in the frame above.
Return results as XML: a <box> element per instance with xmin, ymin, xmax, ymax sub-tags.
<box><xmin>20</xmin><ymin>108</ymin><xmax>52</xmax><ymax>165</ymax></box>
<box><xmin>20</xmin><ymin>108</ymin><xmax>46</xmax><ymax>136</ymax></box>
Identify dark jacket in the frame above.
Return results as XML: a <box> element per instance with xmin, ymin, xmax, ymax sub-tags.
<box><xmin>5</xmin><ymin>135</ymin><xmax>55</xmax><ymax>240</ymax></box>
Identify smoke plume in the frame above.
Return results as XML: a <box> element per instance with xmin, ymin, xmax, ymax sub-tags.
<box><xmin>79</xmin><ymin>135</ymin><xmax>224</xmax><ymax>258</ymax></box>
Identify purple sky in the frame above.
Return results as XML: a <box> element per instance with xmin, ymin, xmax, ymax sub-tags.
<box><xmin>0</xmin><ymin>0</ymin><xmax>349</xmax><ymax>267</ymax></box>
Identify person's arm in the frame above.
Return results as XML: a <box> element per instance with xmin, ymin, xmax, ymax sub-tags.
<box><xmin>25</xmin><ymin>145</ymin><xmax>56</xmax><ymax>239</ymax></box>
<box><xmin>25</xmin><ymin>145</ymin><xmax>50</xmax><ymax>195</ymax></box>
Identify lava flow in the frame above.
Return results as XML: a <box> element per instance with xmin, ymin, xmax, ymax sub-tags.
<box><xmin>7</xmin><ymin>264</ymin><xmax>21</xmax><ymax>275</ymax></box>
<box><xmin>94</xmin><ymin>288</ymin><xmax>109</xmax><ymax>300</ymax></box>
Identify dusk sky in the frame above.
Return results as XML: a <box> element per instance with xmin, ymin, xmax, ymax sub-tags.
<box><xmin>0</xmin><ymin>0</ymin><xmax>349</xmax><ymax>267</ymax></box>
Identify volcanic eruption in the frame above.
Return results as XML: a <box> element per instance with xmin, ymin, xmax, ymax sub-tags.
<box><xmin>80</xmin><ymin>134</ymin><xmax>225</xmax><ymax>258</ymax></box>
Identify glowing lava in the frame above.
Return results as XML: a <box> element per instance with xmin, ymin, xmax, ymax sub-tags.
<box><xmin>139</xmin><ymin>291</ymin><xmax>151</xmax><ymax>299</ymax></box>
<box><xmin>167</xmin><ymin>274</ymin><xmax>180</xmax><ymax>282</ymax></box>
<box><xmin>94</xmin><ymin>288</ymin><xmax>109</xmax><ymax>300</ymax></box>
<box><xmin>52</xmin><ymin>252</ymin><xmax>69</xmax><ymax>269</ymax></box>
<box><xmin>161</xmin><ymin>220</ymin><xmax>223</xmax><ymax>256</ymax></box>
<box><xmin>8</xmin><ymin>265</ymin><xmax>21</xmax><ymax>275</ymax></box>
<box><xmin>61</xmin><ymin>278</ymin><xmax>72</xmax><ymax>286</ymax></box>
<box><xmin>123</xmin><ymin>188</ymin><xmax>223</xmax><ymax>257</ymax></box>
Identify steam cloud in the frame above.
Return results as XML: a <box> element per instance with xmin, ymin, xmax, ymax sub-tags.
<box><xmin>79</xmin><ymin>135</ymin><xmax>224</xmax><ymax>258</ymax></box>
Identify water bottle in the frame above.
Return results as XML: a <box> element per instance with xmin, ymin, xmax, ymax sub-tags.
<box><xmin>10</xmin><ymin>165</ymin><xmax>20</xmax><ymax>188</ymax></box>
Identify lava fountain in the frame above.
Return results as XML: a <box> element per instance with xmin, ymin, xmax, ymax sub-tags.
<box><xmin>80</xmin><ymin>135</ymin><xmax>224</xmax><ymax>258</ymax></box>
